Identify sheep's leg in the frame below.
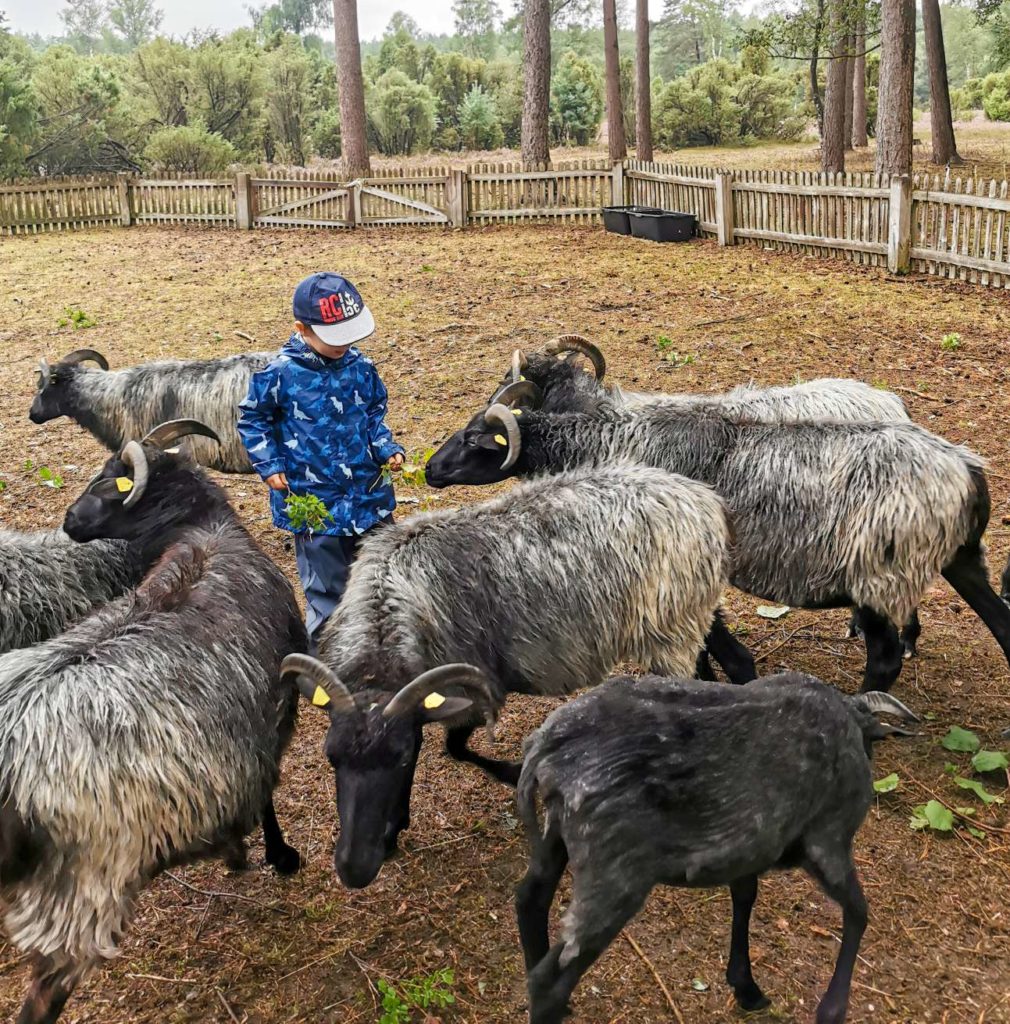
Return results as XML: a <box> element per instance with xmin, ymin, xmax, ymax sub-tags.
<box><xmin>527</xmin><ymin>880</ymin><xmax>649</xmax><ymax>1024</ymax></box>
<box><xmin>516</xmin><ymin>825</ymin><xmax>569</xmax><ymax>971</ymax></box>
<box><xmin>446</xmin><ymin>725</ymin><xmax>521</xmax><ymax>787</ymax></box>
<box><xmin>856</xmin><ymin>607</ymin><xmax>903</xmax><ymax>693</ymax></box>
<box><xmin>262</xmin><ymin>798</ymin><xmax>300</xmax><ymax>875</ymax></box>
<box><xmin>943</xmin><ymin>544</ymin><xmax>1010</xmax><ymax>668</ymax></box>
<box><xmin>726</xmin><ymin>875</ymin><xmax>770</xmax><ymax>1011</ymax></box>
<box><xmin>702</xmin><ymin>611</ymin><xmax>757</xmax><ymax>684</ymax></box>
<box><xmin>899</xmin><ymin>611</ymin><xmax>921</xmax><ymax>659</ymax></box>
<box><xmin>695</xmin><ymin>647</ymin><xmax>716</xmax><ymax>681</ymax></box>
<box><xmin>845</xmin><ymin>610</ymin><xmax>860</xmax><ymax>640</ymax></box>
<box><xmin>806</xmin><ymin>863</ymin><xmax>867</xmax><ymax>1024</ymax></box>
<box><xmin>17</xmin><ymin>959</ymin><xmax>77</xmax><ymax>1024</ymax></box>
<box><xmin>222</xmin><ymin>835</ymin><xmax>249</xmax><ymax>871</ymax></box>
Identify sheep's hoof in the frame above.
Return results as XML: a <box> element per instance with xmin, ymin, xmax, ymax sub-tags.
<box><xmin>223</xmin><ymin>841</ymin><xmax>249</xmax><ymax>872</ymax></box>
<box><xmin>268</xmin><ymin>844</ymin><xmax>301</xmax><ymax>875</ymax></box>
<box><xmin>733</xmin><ymin>983</ymin><xmax>771</xmax><ymax>1013</ymax></box>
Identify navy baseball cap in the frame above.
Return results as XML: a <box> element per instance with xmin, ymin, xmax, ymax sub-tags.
<box><xmin>293</xmin><ymin>272</ymin><xmax>376</xmax><ymax>347</ymax></box>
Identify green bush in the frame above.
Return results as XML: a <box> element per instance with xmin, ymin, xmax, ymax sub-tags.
<box><xmin>961</xmin><ymin>76</ymin><xmax>984</xmax><ymax>109</ymax></box>
<box><xmin>366</xmin><ymin>69</ymin><xmax>436</xmax><ymax>155</ymax></box>
<box><xmin>424</xmin><ymin>51</ymin><xmax>486</xmax><ymax>149</ymax></box>
<box><xmin>550</xmin><ymin>50</ymin><xmax>603</xmax><ymax>146</ymax></box>
<box><xmin>143</xmin><ymin>122</ymin><xmax>237</xmax><ymax>174</ymax></box>
<box><xmin>458</xmin><ymin>83</ymin><xmax>503</xmax><ymax>149</ymax></box>
<box><xmin>311</xmin><ymin>108</ymin><xmax>341</xmax><ymax>158</ymax></box>
<box><xmin>982</xmin><ymin>70</ymin><xmax>1010</xmax><ymax>121</ymax></box>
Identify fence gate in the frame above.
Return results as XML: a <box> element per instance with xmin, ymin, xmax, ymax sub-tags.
<box><xmin>356</xmin><ymin>176</ymin><xmax>451</xmax><ymax>227</ymax></box>
<box><xmin>250</xmin><ymin>178</ymin><xmax>352</xmax><ymax>228</ymax></box>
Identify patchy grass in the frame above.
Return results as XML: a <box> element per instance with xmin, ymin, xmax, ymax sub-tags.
<box><xmin>1</xmin><ymin>224</ymin><xmax>1009</xmax><ymax>1023</ymax></box>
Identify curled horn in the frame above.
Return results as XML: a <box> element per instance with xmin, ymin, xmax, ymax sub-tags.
<box><xmin>484</xmin><ymin>403</ymin><xmax>521</xmax><ymax>471</ymax></box>
<box><xmin>37</xmin><ymin>357</ymin><xmax>50</xmax><ymax>380</ymax></box>
<box><xmin>142</xmin><ymin>419</ymin><xmax>221</xmax><ymax>450</ymax></box>
<box><xmin>382</xmin><ymin>663</ymin><xmax>497</xmax><ymax>736</ymax></box>
<box><xmin>119</xmin><ymin>440</ymin><xmax>149</xmax><ymax>509</ymax></box>
<box><xmin>281</xmin><ymin>654</ymin><xmax>357</xmax><ymax>714</ymax></box>
<box><xmin>860</xmin><ymin>691</ymin><xmax>921</xmax><ymax>722</ymax></box>
<box><xmin>543</xmin><ymin>335</ymin><xmax>606</xmax><ymax>380</ymax></box>
<box><xmin>494</xmin><ymin>380</ymin><xmax>543</xmax><ymax>410</ymax></box>
<box><xmin>511</xmin><ymin>349</ymin><xmax>528</xmax><ymax>383</ymax></box>
<box><xmin>61</xmin><ymin>349</ymin><xmax>109</xmax><ymax>370</ymax></box>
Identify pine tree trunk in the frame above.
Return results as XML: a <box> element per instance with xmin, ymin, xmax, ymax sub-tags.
<box><xmin>922</xmin><ymin>0</ymin><xmax>963</xmax><ymax>165</ymax></box>
<box><xmin>822</xmin><ymin>2</ymin><xmax>847</xmax><ymax>173</ymax></box>
<box><xmin>635</xmin><ymin>0</ymin><xmax>653</xmax><ymax>162</ymax></box>
<box><xmin>852</xmin><ymin>17</ymin><xmax>868</xmax><ymax>147</ymax></box>
<box><xmin>843</xmin><ymin>33</ymin><xmax>854</xmax><ymax>151</ymax></box>
<box><xmin>521</xmin><ymin>0</ymin><xmax>551</xmax><ymax>166</ymax></box>
<box><xmin>603</xmin><ymin>0</ymin><xmax>627</xmax><ymax>161</ymax></box>
<box><xmin>332</xmin><ymin>0</ymin><xmax>370</xmax><ymax>177</ymax></box>
<box><xmin>875</xmin><ymin>0</ymin><xmax>916</xmax><ymax>176</ymax></box>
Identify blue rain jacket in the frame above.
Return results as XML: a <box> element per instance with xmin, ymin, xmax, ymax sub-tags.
<box><xmin>237</xmin><ymin>334</ymin><xmax>403</xmax><ymax>536</ymax></box>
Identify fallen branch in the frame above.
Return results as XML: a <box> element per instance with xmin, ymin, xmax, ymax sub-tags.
<box><xmin>623</xmin><ymin>932</ymin><xmax>686</xmax><ymax>1024</ymax></box>
<box><xmin>234</xmin><ymin>331</ymin><xmax>257</xmax><ymax>344</ymax></box>
<box><xmin>892</xmin><ymin>385</ymin><xmax>946</xmax><ymax>403</ymax></box>
<box><xmin>216</xmin><ymin>989</ymin><xmax>242</xmax><ymax>1024</ymax></box>
<box><xmin>164</xmin><ymin>871</ymin><xmax>290</xmax><ymax>915</ymax></box>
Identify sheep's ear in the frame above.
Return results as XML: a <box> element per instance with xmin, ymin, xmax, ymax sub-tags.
<box><xmin>419</xmin><ymin>693</ymin><xmax>473</xmax><ymax>723</ymax></box>
<box><xmin>866</xmin><ymin>721</ymin><xmax>918</xmax><ymax>742</ymax></box>
<box><xmin>296</xmin><ymin>675</ymin><xmax>336</xmax><ymax>710</ymax></box>
<box><xmin>475</xmin><ymin>432</ymin><xmax>507</xmax><ymax>451</ymax></box>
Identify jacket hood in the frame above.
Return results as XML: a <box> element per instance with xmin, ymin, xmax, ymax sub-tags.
<box><xmin>281</xmin><ymin>333</ymin><xmax>363</xmax><ymax>372</ymax></box>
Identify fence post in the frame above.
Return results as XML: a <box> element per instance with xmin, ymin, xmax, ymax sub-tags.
<box><xmin>447</xmin><ymin>168</ymin><xmax>467</xmax><ymax>228</ymax></box>
<box><xmin>611</xmin><ymin>162</ymin><xmax>625</xmax><ymax>206</ymax></box>
<box><xmin>235</xmin><ymin>172</ymin><xmax>253</xmax><ymax>230</ymax></box>
<box><xmin>349</xmin><ymin>181</ymin><xmax>362</xmax><ymax>228</ymax></box>
<box><xmin>714</xmin><ymin>171</ymin><xmax>735</xmax><ymax>246</ymax></box>
<box><xmin>116</xmin><ymin>173</ymin><xmax>132</xmax><ymax>227</ymax></box>
<box><xmin>887</xmin><ymin>175</ymin><xmax>912</xmax><ymax>274</ymax></box>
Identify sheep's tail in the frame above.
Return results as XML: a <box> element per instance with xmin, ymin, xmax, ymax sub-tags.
<box><xmin>516</xmin><ymin>748</ymin><xmax>546</xmax><ymax>858</ymax></box>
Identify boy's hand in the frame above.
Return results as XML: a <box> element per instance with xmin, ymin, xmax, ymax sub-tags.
<box><xmin>266</xmin><ymin>472</ymin><xmax>289</xmax><ymax>491</ymax></box>
<box><xmin>387</xmin><ymin>453</ymin><xmax>405</xmax><ymax>471</ymax></box>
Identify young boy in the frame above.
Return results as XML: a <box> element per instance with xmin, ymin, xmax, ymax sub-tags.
<box><xmin>238</xmin><ymin>272</ymin><xmax>404</xmax><ymax>644</ymax></box>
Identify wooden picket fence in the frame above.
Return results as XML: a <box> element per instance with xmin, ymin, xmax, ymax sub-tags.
<box><xmin>4</xmin><ymin>161</ymin><xmax>1010</xmax><ymax>290</ymax></box>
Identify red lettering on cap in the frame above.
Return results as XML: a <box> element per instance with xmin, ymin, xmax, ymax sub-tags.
<box><xmin>318</xmin><ymin>295</ymin><xmax>345</xmax><ymax>323</ymax></box>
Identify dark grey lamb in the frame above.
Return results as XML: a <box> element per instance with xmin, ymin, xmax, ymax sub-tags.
<box><xmin>0</xmin><ymin>420</ymin><xmax>307</xmax><ymax>1024</ymax></box>
<box><xmin>515</xmin><ymin>672</ymin><xmax>918</xmax><ymax>1024</ymax></box>
<box><xmin>29</xmin><ymin>347</ymin><xmax>272</xmax><ymax>473</ymax></box>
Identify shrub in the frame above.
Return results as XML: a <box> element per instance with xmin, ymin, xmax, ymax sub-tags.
<box><xmin>550</xmin><ymin>50</ymin><xmax>603</xmax><ymax>146</ymax></box>
<box><xmin>311</xmin><ymin>108</ymin><xmax>341</xmax><ymax>158</ymax></box>
<box><xmin>982</xmin><ymin>70</ymin><xmax>1010</xmax><ymax>121</ymax></box>
<box><xmin>143</xmin><ymin>122</ymin><xmax>237</xmax><ymax>174</ymax></box>
<box><xmin>961</xmin><ymin>76</ymin><xmax>984</xmax><ymax>110</ymax></box>
<box><xmin>458</xmin><ymin>83</ymin><xmax>503</xmax><ymax>149</ymax></box>
<box><xmin>366</xmin><ymin>69</ymin><xmax>436</xmax><ymax>155</ymax></box>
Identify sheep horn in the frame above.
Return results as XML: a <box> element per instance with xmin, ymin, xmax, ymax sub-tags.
<box><xmin>383</xmin><ymin>663</ymin><xmax>497</xmax><ymax>737</ymax></box>
<box><xmin>37</xmin><ymin>357</ymin><xmax>50</xmax><ymax>380</ymax></box>
<box><xmin>511</xmin><ymin>349</ymin><xmax>528</xmax><ymax>383</ymax></box>
<box><xmin>860</xmin><ymin>691</ymin><xmax>921</xmax><ymax>722</ymax></box>
<box><xmin>494</xmin><ymin>380</ymin><xmax>543</xmax><ymax>410</ymax></box>
<box><xmin>281</xmin><ymin>654</ymin><xmax>357</xmax><ymax>714</ymax></box>
<box><xmin>543</xmin><ymin>335</ymin><xmax>606</xmax><ymax>380</ymax></box>
<box><xmin>484</xmin><ymin>403</ymin><xmax>521</xmax><ymax>471</ymax></box>
<box><xmin>61</xmin><ymin>349</ymin><xmax>109</xmax><ymax>370</ymax></box>
<box><xmin>142</xmin><ymin>419</ymin><xmax>221</xmax><ymax>450</ymax></box>
<box><xmin>119</xmin><ymin>440</ymin><xmax>149</xmax><ymax>509</ymax></box>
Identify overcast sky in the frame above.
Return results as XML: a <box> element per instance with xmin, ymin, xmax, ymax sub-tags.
<box><xmin>2</xmin><ymin>0</ymin><xmax>461</xmax><ymax>42</ymax></box>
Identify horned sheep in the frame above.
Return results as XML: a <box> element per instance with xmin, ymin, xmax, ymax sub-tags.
<box><xmin>284</xmin><ymin>463</ymin><xmax>732</xmax><ymax>890</ymax></box>
<box><xmin>426</xmin><ymin>395</ymin><xmax>1010</xmax><ymax>693</ymax></box>
<box><xmin>29</xmin><ymin>348</ymin><xmax>272</xmax><ymax>473</ymax></box>
<box><xmin>0</xmin><ymin>420</ymin><xmax>306</xmax><ymax>1024</ymax></box>
<box><xmin>515</xmin><ymin>672</ymin><xmax>918</xmax><ymax>1024</ymax></box>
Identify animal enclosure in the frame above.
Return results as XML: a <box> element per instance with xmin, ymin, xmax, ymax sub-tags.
<box><xmin>1</xmin><ymin>224</ymin><xmax>1008</xmax><ymax>1022</ymax></box>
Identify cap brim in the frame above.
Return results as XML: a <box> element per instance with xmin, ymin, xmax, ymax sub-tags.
<box><xmin>311</xmin><ymin>306</ymin><xmax>376</xmax><ymax>347</ymax></box>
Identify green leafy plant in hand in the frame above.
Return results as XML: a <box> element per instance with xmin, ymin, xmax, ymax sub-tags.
<box><xmin>284</xmin><ymin>492</ymin><xmax>333</xmax><ymax>534</ymax></box>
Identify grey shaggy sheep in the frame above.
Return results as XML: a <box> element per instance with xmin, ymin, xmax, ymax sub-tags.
<box><xmin>515</xmin><ymin>672</ymin><xmax>918</xmax><ymax>1024</ymax></box>
<box><xmin>29</xmin><ymin>348</ymin><xmax>272</xmax><ymax>473</ymax></box>
<box><xmin>0</xmin><ymin>529</ymin><xmax>143</xmax><ymax>654</ymax></box>
<box><xmin>427</xmin><ymin>399</ymin><xmax>1010</xmax><ymax>693</ymax></box>
<box><xmin>497</xmin><ymin>336</ymin><xmax>909</xmax><ymax>422</ymax></box>
<box><xmin>286</xmin><ymin>463</ymin><xmax>732</xmax><ymax>889</ymax></box>
<box><xmin>0</xmin><ymin>420</ymin><xmax>306</xmax><ymax>1024</ymax></box>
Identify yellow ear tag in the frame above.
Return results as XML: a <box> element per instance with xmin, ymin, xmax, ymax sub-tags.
<box><xmin>513</xmin><ymin>408</ymin><xmax>523</xmax><ymax>416</ymax></box>
<box><xmin>494</xmin><ymin>434</ymin><xmax>508</xmax><ymax>446</ymax></box>
<box><xmin>115</xmin><ymin>477</ymin><xmax>133</xmax><ymax>493</ymax></box>
<box><xmin>311</xmin><ymin>686</ymin><xmax>331</xmax><ymax>708</ymax></box>
<box><xmin>519</xmin><ymin>374</ymin><xmax>526</xmax><ymax>381</ymax></box>
<box><xmin>423</xmin><ymin>692</ymin><xmax>446</xmax><ymax>710</ymax></box>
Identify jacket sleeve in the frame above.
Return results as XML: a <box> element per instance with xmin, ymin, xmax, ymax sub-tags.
<box><xmin>237</xmin><ymin>365</ymin><xmax>287</xmax><ymax>480</ymax></box>
<box><xmin>365</xmin><ymin>368</ymin><xmax>404</xmax><ymax>464</ymax></box>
